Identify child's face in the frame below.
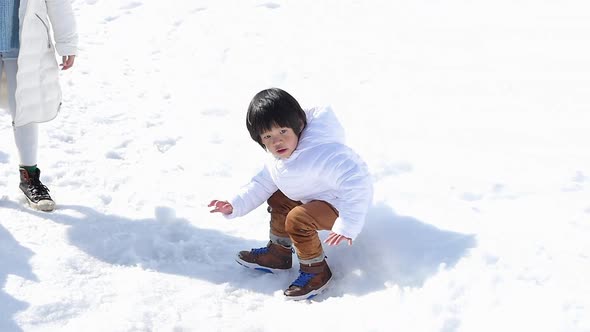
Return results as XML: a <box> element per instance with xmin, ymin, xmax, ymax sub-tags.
<box><xmin>260</xmin><ymin>125</ymin><xmax>299</xmax><ymax>159</ymax></box>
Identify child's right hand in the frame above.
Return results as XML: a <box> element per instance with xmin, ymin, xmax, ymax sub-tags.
<box><xmin>208</xmin><ymin>200</ymin><xmax>234</xmax><ymax>215</ymax></box>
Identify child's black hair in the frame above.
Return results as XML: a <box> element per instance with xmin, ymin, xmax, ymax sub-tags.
<box><xmin>246</xmin><ymin>88</ymin><xmax>307</xmax><ymax>149</ymax></box>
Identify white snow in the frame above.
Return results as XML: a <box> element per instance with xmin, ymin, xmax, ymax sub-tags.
<box><xmin>1</xmin><ymin>0</ymin><xmax>589</xmax><ymax>331</ymax></box>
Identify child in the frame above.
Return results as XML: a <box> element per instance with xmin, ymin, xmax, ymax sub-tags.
<box><xmin>208</xmin><ymin>88</ymin><xmax>373</xmax><ymax>300</ymax></box>
<box><xmin>0</xmin><ymin>0</ymin><xmax>78</xmax><ymax>211</ymax></box>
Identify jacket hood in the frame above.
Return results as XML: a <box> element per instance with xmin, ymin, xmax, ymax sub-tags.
<box><xmin>286</xmin><ymin>106</ymin><xmax>345</xmax><ymax>160</ymax></box>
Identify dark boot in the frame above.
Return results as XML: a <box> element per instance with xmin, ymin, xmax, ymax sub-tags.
<box><xmin>19</xmin><ymin>167</ymin><xmax>55</xmax><ymax>212</ymax></box>
<box><xmin>236</xmin><ymin>241</ymin><xmax>293</xmax><ymax>273</ymax></box>
<box><xmin>284</xmin><ymin>259</ymin><xmax>332</xmax><ymax>300</ymax></box>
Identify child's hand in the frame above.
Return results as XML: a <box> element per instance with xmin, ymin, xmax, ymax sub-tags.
<box><xmin>208</xmin><ymin>200</ymin><xmax>233</xmax><ymax>215</ymax></box>
<box><xmin>324</xmin><ymin>232</ymin><xmax>352</xmax><ymax>246</ymax></box>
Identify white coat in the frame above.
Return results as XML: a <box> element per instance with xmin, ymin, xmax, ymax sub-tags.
<box><xmin>13</xmin><ymin>0</ymin><xmax>78</xmax><ymax>127</ymax></box>
<box><xmin>226</xmin><ymin>106</ymin><xmax>374</xmax><ymax>240</ymax></box>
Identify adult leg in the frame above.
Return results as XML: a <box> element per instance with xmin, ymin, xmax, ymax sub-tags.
<box><xmin>4</xmin><ymin>58</ymin><xmax>53</xmax><ymax>211</ymax></box>
<box><xmin>4</xmin><ymin>58</ymin><xmax>39</xmax><ymax>166</ymax></box>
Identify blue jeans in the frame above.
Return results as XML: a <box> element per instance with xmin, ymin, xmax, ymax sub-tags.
<box><xmin>0</xmin><ymin>48</ymin><xmax>19</xmax><ymax>59</ymax></box>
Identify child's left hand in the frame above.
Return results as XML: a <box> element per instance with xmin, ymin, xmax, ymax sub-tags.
<box><xmin>324</xmin><ymin>232</ymin><xmax>352</xmax><ymax>246</ymax></box>
<box><xmin>208</xmin><ymin>200</ymin><xmax>233</xmax><ymax>214</ymax></box>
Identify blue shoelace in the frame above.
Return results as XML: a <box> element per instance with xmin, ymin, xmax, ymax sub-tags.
<box><xmin>251</xmin><ymin>247</ymin><xmax>269</xmax><ymax>255</ymax></box>
<box><xmin>291</xmin><ymin>272</ymin><xmax>315</xmax><ymax>287</ymax></box>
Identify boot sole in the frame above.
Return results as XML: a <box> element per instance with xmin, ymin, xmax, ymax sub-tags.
<box><xmin>235</xmin><ymin>256</ymin><xmax>291</xmax><ymax>274</ymax></box>
<box><xmin>25</xmin><ymin>197</ymin><xmax>55</xmax><ymax>212</ymax></box>
<box><xmin>284</xmin><ymin>276</ymin><xmax>332</xmax><ymax>301</ymax></box>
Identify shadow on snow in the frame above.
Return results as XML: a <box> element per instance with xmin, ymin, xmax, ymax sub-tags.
<box><xmin>0</xmin><ymin>224</ymin><xmax>37</xmax><ymax>332</ymax></box>
<box><xmin>0</xmin><ymin>199</ymin><xmax>476</xmax><ymax>302</ymax></box>
<box><xmin>0</xmin><ymin>199</ymin><xmax>288</xmax><ymax>296</ymax></box>
<box><xmin>323</xmin><ymin>202</ymin><xmax>477</xmax><ymax>297</ymax></box>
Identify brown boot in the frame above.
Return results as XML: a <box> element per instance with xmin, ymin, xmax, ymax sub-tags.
<box><xmin>284</xmin><ymin>259</ymin><xmax>332</xmax><ymax>300</ymax></box>
<box><xmin>236</xmin><ymin>242</ymin><xmax>293</xmax><ymax>273</ymax></box>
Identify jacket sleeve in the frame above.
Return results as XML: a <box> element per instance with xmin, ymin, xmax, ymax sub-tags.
<box><xmin>46</xmin><ymin>0</ymin><xmax>78</xmax><ymax>56</ymax></box>
<box><xmin>225</xmin><ymin>166</ymin><xmax>278</xmax><ymax>219</ymax></box>
<box><xmin>323</xmin><ymin>148</ymin><xmax>373</xmax><ymax>240</ymax></box>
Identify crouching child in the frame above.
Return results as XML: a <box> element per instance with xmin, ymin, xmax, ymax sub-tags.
<box><xmin>208</xmin><ymin>88</ymin><xmax>373</xmax><ymax>300</ymax></box>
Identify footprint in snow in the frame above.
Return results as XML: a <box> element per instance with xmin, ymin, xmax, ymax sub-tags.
<box><xmin>120</xmin><ymin>1</ymin><xmax>142</xmax><ymax>10</ymax></box>
<box><xmin>49</xmin><ymin>133</ymin><xmax>75</xmax><ymax>144</ymax></box>
<box><xmin>99</xmin><ymin>195</ymin><xmax>112</xmax><ymax>205</ymax></box>
<box><xmin>460</xmin><ymin>192</ymin><xmax>483</xmax><ymax>202</ymax></box>
<box><xmin>104</xmin><ymin>15</ymin><xmax>119</xmax><ymax>22</ymax></box>
<box><xmin>154</xmin><ymin>137</ymin><xmax>179</xmax><ymax>153</ymax></box>
<box><xmin>259</xmin><ymin>2</ymin><xmax>280</xmax><ymax>9</ymax></box>
<box><xmin>105</xmin><ymin>151</ymin><xmax>124</xmax><ymax>160</ymax></box>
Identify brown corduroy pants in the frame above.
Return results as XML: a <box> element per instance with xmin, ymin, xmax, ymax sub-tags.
<box><xmin>267</xmin><ymin>190</ymin><xmax>339</xmax><ymax>261</ymax></box>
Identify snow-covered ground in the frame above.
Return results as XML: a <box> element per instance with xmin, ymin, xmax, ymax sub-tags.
<box><xmin>1</xmin><ymin>0</ymin><xmax>589</xmax><ymax>331</ymax></box>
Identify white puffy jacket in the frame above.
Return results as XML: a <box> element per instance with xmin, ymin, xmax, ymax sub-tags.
<box><xmin>13</xmin><ymin>0</ymin><xmax>78</xmax><ymax>127</ymax></box>
<box><xmin>227</xmin><ymin>106</ymin><xmax>374</xmax><ymax>240</ymax></box>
